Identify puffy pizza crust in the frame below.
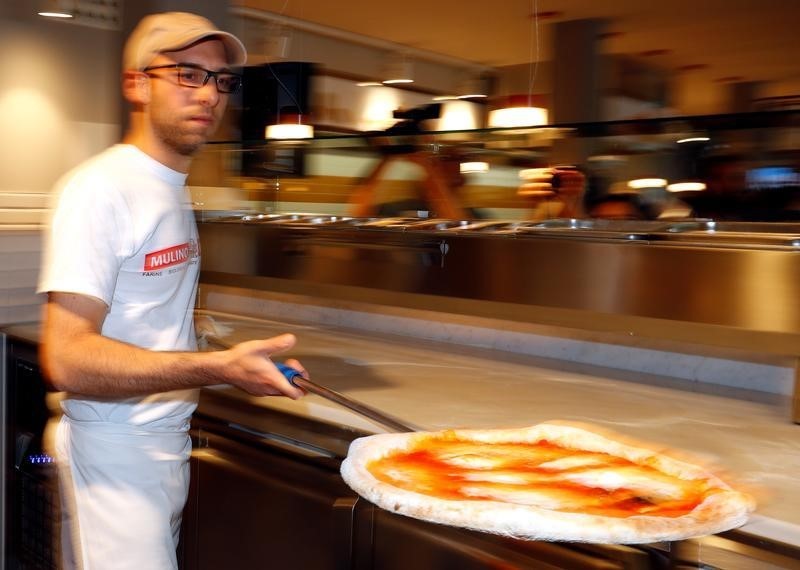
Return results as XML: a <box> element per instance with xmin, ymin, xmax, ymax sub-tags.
<box><xmin>339</xmin><ymin>423</ymin><xmax>755</xmax><ymax>544</ymax></box>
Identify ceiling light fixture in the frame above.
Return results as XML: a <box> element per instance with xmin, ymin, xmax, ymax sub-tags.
<box><xmin>439</xmin><ymin>99</ymin><xmax>480</xmax><ymax>131</ymax></box>
<box><xmin>265</xmin><ymin>123</ymin><xmax>313</xmax><ymax>140</ymax></box>
<box><xmin>265</xmin><ymin>106</ymin><xmax>314</xmax><ymax>140</ymax></box>
<box><xmin>489</xmin><ymin>0</ymin><xmax>547</xmax><ymax>128</ymax></box>
<box><xmin>677</xmin><ymin>137</ymin><xmax>710</xmax><ymax>144</ymax></box>
<box><xmin>382</xmin><ymin>53</ymin><xmax>414</xmax><ymax>85</ymax></box>
<box><xmin>488</xmin><ymin>94</ymin><xmax>548</xmax><ymax>128</ymax></box>
<box><xmin>628</xmin><ymin>178</ymin><xmax>667</xmax><ymax>189</ymax></box>
<box><xmin>667</xmin><ymin>182</ymin><xmax>706</xmax><ymax>192</ymax></box>
<box><xmin>457</xmin><ymin>76</ymin><xmax>489</xmax><ymax>99</ymax></box>
<box><xmin>38</xmin><ymin>0</ymin><xmax>74</xmax><ymax>18</ymax></box>
<box><xmin>460</xmin><ymin>161</ymin><xmax>489</xmax><ymax>174</ymax></box>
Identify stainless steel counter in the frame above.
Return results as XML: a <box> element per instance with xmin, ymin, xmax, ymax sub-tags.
<box><xmin>197</xmin><ymin>310</ymin><xmax>800</xmax><ymax>549</ymax></box>
<box><xmin>198</xmin><ymin>217</ymin><xmax>800</xmax><ymax>343</ymax></box>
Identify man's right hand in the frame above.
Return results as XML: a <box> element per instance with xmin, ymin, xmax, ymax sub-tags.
<box><xmin>219</xmin><ymin>335</ymin><xmax>306</xmax><ymax>400</ymax></box>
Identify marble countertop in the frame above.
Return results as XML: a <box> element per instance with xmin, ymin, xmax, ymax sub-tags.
<box><xmin>199</xmin><ymin>310</ymin><xmax>800</xmax><ymax>545</ymax></box>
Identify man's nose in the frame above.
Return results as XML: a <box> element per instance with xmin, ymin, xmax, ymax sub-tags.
<box><xmin>196</xmin><ymin>79</ymin><xmax>221</xmax><ymax>106</ymax></box>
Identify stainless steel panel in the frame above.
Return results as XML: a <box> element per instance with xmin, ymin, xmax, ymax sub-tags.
<box><xmin>182</xmin><ymin>426</ymin><xmax>353</xmax><ymax>570</ymax></box>
<box><xmin>198</xmin><ymin>219</ymin><xmax>800</xmax><ymax>337</ymax></box>
<box><xmin>671</xmin><ymin>533</ymin><xmax>800</xmax><ymax>569</ymax></box>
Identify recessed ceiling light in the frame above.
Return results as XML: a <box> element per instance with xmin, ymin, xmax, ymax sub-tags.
<box><xmin>667</xmin><ymin>182</ymin><xmax>706</xmax><ymax>192</ymax></box>
<box><xmin>38</xmin><ymin>11</ymin><xmax>73</xmax><ymax>17</ymax></box>
<box><xmin>37</xmin><ymin>0</ymin><xmax>73</xmax><ymax>18</ymax></box>
<box><xmin>628</xmin><ymin>178</ymin><xmax>667</xmax><ymax>189</ymax></box>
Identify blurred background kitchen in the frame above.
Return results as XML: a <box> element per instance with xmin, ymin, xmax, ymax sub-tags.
<box><xmin>1</xmin><ymin>0</ymin><xmax>799</xmax><ymax>325</ymax></box>
<box><xmin>3</xmin><ymin>1</ymin><xmax>800</xmax><ymax>568</ymax></box>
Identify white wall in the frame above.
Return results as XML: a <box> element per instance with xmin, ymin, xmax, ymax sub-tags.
<box><xmin>0</xmin><ymin>11</ymin><xmax>120</xmax><ymax>204</ymax></box>
<box><xmin>0</xmin><ymin>9</ymin><xmax>121</xmax><ymax>324</ymax></box>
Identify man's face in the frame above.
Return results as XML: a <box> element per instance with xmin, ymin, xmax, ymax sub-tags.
<box><xmin>145</xmin><ymin>39</ymin><xmax>230</xmax><ymax>158</ymax></box>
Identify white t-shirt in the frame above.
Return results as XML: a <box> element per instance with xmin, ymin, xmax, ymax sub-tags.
<box><xmin>39</xmin><ymin>144</ymin><xmax>201</xmax><ymax>430</ymax></box>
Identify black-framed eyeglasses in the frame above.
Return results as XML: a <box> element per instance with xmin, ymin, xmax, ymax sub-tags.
<box><xmin>143</xmin><ymin>63</ymin><xmax>242</xmax><ymax>94</ymax></box>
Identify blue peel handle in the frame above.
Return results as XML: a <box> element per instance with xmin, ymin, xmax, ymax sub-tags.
<box><xmin>277</xmin><ymin>363</ymin><xmax>302</xmax><ymax>386</ymax></box>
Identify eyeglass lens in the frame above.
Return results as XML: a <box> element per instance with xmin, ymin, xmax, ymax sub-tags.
<box><xmin>176</xmin><ymin>65</ymin><xmax>241</xmax><ymax>93</ymax></box>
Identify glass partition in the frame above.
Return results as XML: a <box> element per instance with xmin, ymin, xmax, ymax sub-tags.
<box><xmin>189</xmin><ymin>109</ymin><xmax>800</xmax><ymax>223</ymax></box>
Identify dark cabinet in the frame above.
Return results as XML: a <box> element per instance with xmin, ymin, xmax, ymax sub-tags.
<box><xmin>1</xmin><ymin>329</ymin><xmax>60</xmax><ymax>570</ymax></box>
<box><xmin>181</xmin><ymin>420</ymin><xmax>357</xmax><ymax>570</ymax></box>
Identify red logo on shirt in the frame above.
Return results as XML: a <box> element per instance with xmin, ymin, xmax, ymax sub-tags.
<box><xmin>144</xmin><ymin>243</ymin><xmax>190</xmax><ymax>271</ymax></box>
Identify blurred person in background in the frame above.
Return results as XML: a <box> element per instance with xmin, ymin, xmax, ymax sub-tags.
<box><xmin>518</xmin><ymin>166</ymin><xmax>586</xmax><ymax>220</ymax></box>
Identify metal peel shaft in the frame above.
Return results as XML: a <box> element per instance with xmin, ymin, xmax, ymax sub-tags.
<box><xmin>205</xmin><ymin>334</ymin><xmax>416</xmax><ymax>432</ymax></box>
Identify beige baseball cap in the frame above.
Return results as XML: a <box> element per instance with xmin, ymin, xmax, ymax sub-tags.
<box><xmin>123</xmin><ymin>11</ymin><xmax>247</xmax><ymax>71</ymax></box>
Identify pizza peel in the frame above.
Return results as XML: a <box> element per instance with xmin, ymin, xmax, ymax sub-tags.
<box><xmin>204</xmin><ymin>334</ymin><xmax>416</xmax><ymax>432</ymax></box>
<box><xmin>276</xmin><ymin>363</ymin><xmax>417</xmax><ymax>432</ymax></box>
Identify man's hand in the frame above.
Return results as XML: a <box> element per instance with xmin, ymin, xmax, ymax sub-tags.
<box><xmin>218</xmin><ymin>335</ymin><xmax>306</xmax><ymax>400</ymax></box>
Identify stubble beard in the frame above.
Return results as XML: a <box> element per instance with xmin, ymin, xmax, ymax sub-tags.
<box><xmin>154</xmin><ymin>120</ymin><xmax>210</xmax><ymax>157</ymax></box>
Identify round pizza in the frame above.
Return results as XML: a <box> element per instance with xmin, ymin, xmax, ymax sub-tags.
<box><xmin>340</xmin><ymin>422</ymin><xmax>755</xmax><ymax>544</ymax></box>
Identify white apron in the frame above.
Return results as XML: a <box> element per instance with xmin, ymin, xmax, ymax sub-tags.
<box><xmin>55</xmin><ymin>416</ymin><xmax>192</xmax><ymax>570</ymax></box>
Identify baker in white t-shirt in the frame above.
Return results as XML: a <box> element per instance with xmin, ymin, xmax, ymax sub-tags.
<box><xmin>38</xmin><ymin>12</ymin><xmax>307</xmax><ymax>570</ymax></box>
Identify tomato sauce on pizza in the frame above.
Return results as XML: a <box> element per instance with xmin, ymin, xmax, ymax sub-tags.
<box><xmin>367</xmin><ymin>435</ymin><xmax>711</xmax><ymax>518</ymax></box>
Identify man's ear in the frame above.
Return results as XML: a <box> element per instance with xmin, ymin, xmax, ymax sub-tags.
<box><xmin>122</xmin><ymin>71</ymin><xmax>150</xmax><ymax>105</ymax></box>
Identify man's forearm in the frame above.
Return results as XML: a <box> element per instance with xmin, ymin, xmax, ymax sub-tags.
<box><xmin>41</xmin><ymin>331</ymin><xmax>224</xmax><ymax>397</ymax></box>
<box><xmin>40</xmin><ymin>293</ymin><xmax>305</xmax><ymax>400</ymax></box>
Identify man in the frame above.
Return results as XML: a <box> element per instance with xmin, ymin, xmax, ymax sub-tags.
<box><xmin>38</xmin><ymin>12</ymin><xmax>306</xmax><ymax>569</ymax></box>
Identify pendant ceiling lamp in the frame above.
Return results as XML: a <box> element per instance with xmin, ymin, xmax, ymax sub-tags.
<box><xmin>627</xmin><ymin>178</ymin><xmax>667</xmax><ymax>190</ymax></box>
<box><xmin>459</xmin><ymin>161</ymin><xmax>489</xmax><ymax>174</ymax></box>
<box><xmin>265</xmin><ymin>106</ymin><xmax>313</xmax><ymax>140</ymax></box>
<box><xmin>457</xmin><ymin>76</ymin><xmax>489</xmax><ymax>99</ymax></box>
<box><xmin>382</xmin><ymin>53</ymin><xmax>414</xmax><ymax>85</ymax></box>
<box><xmin>488</xmin><ymin>0</ymin><xmax>548</xmax><ymax>128</ymax></box>
<box><xmin>488</xmin><ymin>94</ymin><xmax>548</xmax><ymax>128</ymax></box>
<box><xmin>666</xmin><ymin>182</ymin><xmax>707</xmax><ymax>192</ymax></box>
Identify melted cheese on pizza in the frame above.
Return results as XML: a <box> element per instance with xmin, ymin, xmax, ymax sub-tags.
<box><xmin>367</xmin><ymin>434</ymin><xmax>715</xmax><ymax>518</ymax></box>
